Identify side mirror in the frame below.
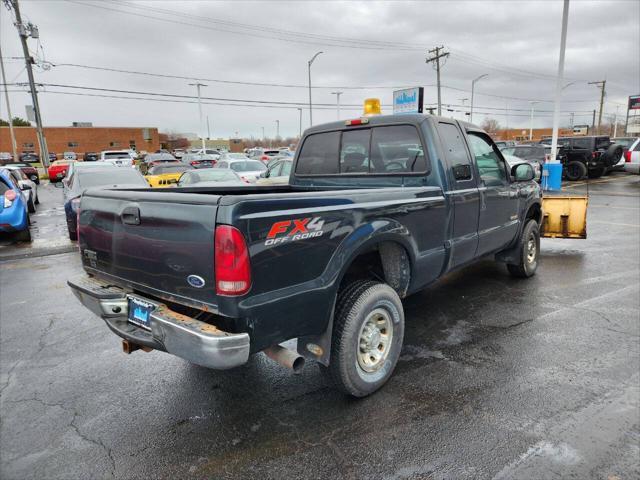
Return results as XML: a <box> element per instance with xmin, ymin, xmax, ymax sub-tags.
<box><xmin>452</xmin><ymin>164</ymin><xmax>472</xmax><ymax>181</ymax></box>
<box><xmin>54</xmin><ymin>181</ymin><xmax>64</xmax><ymax>188</ymax></box>
<box><xmin>260</xmin><ymin>171</ymin><xmax>268</xmax><ymax>178</ymax></box>
<box><xmin>512</xmin><ymin>163</ymin><xmax>534</xmax><ymax>182</ymax></box>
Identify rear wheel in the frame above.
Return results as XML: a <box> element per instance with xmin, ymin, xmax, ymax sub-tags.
<box><xmin>507</xmin><ymin>219</ymin><xmax>540</xmax><ymax>278</ymax></box>
<box><xmin>588</xmin><ymin>167</ymin><xmax>605</xmax><ymax>179</ymax></box>
<box><xmin>15</xmin><ymin>226</ymin><xmax>32</xmax><ymax>243</ymax></box>
<box><xmin>27</xmin><ymin>196</ymin><xmax>36</xmax><ymax>213</ymax></box>
<box><xmin>322</xmin><ymin>280</ymin><xmax>405</xmax><ymax>397</ymax></box>
<box><xmin>565</xmin><ymin>161</ymin><xmax>587</xmax><ymax>181</ymax></box>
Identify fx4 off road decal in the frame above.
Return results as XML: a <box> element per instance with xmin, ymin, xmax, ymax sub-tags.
<box><xmin>265</xmin><ymin>217</ymin><xmax>325</xmax><ymax>245</ymax></box>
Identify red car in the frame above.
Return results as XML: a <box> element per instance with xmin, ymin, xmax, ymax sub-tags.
<box><xmin>48</xmin><ymin>160</ymin><xmax>75</xmax><ymax>182</ymax></box>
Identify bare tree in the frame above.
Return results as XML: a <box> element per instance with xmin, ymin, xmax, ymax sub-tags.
<box><xmin>480</xmin><ymin>118</ymin><xmax>501</xmax><ymax>134</ymax></box>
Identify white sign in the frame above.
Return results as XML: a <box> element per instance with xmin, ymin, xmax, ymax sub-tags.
<box><xmin>25</xmin><ymin>105</ymin><xmax>35</xmax><ymax>122</ymax></box>
<box><xmin>393</xmin><ymin>87</ymin><xmax>424</xmax><ymax>114</ymax></box>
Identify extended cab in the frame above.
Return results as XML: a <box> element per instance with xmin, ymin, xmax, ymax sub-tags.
<box><xmin>68</xmin><ymin>114</ymin><xmax>542</xmax><ymax>397</ymax></box>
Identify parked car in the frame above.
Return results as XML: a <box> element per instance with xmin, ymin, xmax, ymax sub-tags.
<box><xmin>19</xmin><ymin>152</ymin><xmax>39</xmax><ymax>163</ymax></box>
<box><xmin>145</xmin><ymin>163</ymin><xmax>192</xmax><ymax>187</ymax></box>
<box><xmin>623</xmin><ymin>138</ymin><xmax>640</xmax><ymax>175</ymax></box>
<box><xmin>69</xmin><ymin>113</ymin><xmax>541</xmax><ymax>398</ymax></box>
<box><xmin>611</xmin><ymin>137</ymin><xmax>639</xmax><ymax>172</ymax></box>
<box><xmin>0</xmin><ymin>152</ymin><xmax>14</xmax><ymax>163</ymax></box>
<box><xmin>172</xmin><ymin>149</ymin><xmax>185</xmax><ymax>159</ymax></box>
<box><xmin>556</xmin><ymin>136</ymin><xmax>621</xmax><ymax>180</ymax></box>
<box><xmin>57</xmin><ymin>166</ymin><xmax>148</xmax><ymax>240</ymax></box>
<box><xmin>214</xmin><ymin>158</ymin><xmax>267</xmax><ymax>183</ymax></box>
<box><xmin>143</xmin><ymin>153</ymin><xmax>177</xmax><ymax>164</ymax></box>
<box><xmin>501</xmin><ymin>145</ymin><xmax>547</xmax><ymax>180</ymax></box>
<box><xmin>63</xmin><ymin>159</ymin><xmax>118</xmax><ymax>186</ymax></box>
<box><xmin>63</xmin><ymin>151</ymin><xmax>78</xmax><ymax>161</ymax></box>
<box><xmin>3</xmin><ymin>165</ymin><xmax>38</xmax><ymax>212</ymax></box>
<box><xmin>100</xmin><ymin>150</ymin><xmax>134</xmax><ymax>167</ymax></box>
<box><xmin>8</xmin><ymin>162</ymin><xmax>39</xmax><ymax>184</ymax></box>
<box><xmin>176</xmin><ymin>168</ymin><xmax>246</xmax><ymax>187</ymax></box>
<box><xmin>494</xmin><ymin>140</ymin><xmax>517</xmax><ymax>149</ymax></box>
<box><xmin>256</xmin><ymin>158</ymin><xmax>292</xmax><ymax>185</ymax></box>
<box><xmin>181</xmin><ymin>153</ymin><xmax>217</xmax><ymax>169</ymax></box>
<box><xmin>83</xmin><ymin>152</ymin><xmax>99</xmax><ymax>162</ymax></box>
<box><xmin>250</xmin><ymin>149</ymin><xmax>282</xmax><ymax>163</ymax></box>
<box><xmin>48</xmin><ymin>160</ymin><xmax>76</xmax><ymax>182</ymax></box>
<box><xmin>0</xmin><ymin>168</ymin><xmax>32</xmax><ymax>242</ymax></box>
<box><xmin>49</xmin><ymin>152</ymin><xmax>58</xmax><ymax>162</ymax></box>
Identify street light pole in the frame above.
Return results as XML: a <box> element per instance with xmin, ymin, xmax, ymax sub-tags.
<box><xmin>296</xmin><ymin>108</ymin><xmax>302</xmax><ymax>138</ymax></box>
<box><xmin>529</xmin><ymin>101</ymin><xmax>539</xmax><ymax>141</ymax></box>
<box><xmin>549</xmin><ymin>0</ymin><xmax>570</xmax><ymax>162</ymax></box>
<box><xmin>470</xmin><ymin>74</ymin><xmax>488</xmax><ymax>124</ymax></box>
<box><xmin>307</xmin><ymin>51</ymin><xmax>323</xmax><ymax>126</ymax></box>
<box><xmin>331</xmin><ymin>91</ymin><xmax>343</xmax><ymax>119</ymax></box>
<box><xmin>275</xmin><ymin>120</ymin><xmax>280</xmax><ymax>142</ymax></box>
<box><xmin>189</xmin><ymin>82</ymin><xmax>207</xmax><ymax>152</ymax></box>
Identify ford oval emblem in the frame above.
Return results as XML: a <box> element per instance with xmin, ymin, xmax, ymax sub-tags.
<box><xmin>187</xmin><ymin>275</ymin><xmax>206</xmax><ymax>288</ymax></box>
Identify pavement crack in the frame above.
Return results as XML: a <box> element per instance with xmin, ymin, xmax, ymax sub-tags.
<box><xmin>0</xmin><ymin>360</ymin><xmax>20</xmax><ymax>398</ymax></box>
<box><xmin>70</xmin><ymin>411</ymin><xmax>116</xmax><ymax>478</ymax></box>
<box><xmin>34</xmin><ymin>316</ymin><xmax>56</xmax><ymax>356</ymax></box>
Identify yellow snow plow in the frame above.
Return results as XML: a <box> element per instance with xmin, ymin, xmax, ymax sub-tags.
<box><xmin>540</xmin><ymin>195</ymin><xmax>588</xmax><ymax>239</ymax></box>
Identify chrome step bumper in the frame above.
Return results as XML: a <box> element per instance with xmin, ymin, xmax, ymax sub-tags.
<box><xmin>67</xmin><ymin>275</ymin><xmax>250</xmax><ymax>369</ymax></box>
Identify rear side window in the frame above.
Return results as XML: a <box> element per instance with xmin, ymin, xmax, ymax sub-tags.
<box><xmin>0</xmin><ymin>178</ymin><xmax>10</xmax><ymax>194</ymax></box>
<box><xmin>370</xmin><ymin>125</ymin><xmax>426</xmax><ymax>173</ymax></box>
<box><xmin>296</xmin><ymin>131</ymin><xmax>340</xmax><ymax>174</ymax></box>
<box><xmin>572</xmin><ymin>138</ymin><xmax>591</xmax><ymax>149</ymax></box>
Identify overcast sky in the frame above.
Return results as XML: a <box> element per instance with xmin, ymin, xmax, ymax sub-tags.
<box><xmin>1</xmin><ymin>0</ymin><xmax>638</xmax><ymax>139</ymax></box>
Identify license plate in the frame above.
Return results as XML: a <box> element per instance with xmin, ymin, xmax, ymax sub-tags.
<box><xmin>127</xmin><ymin>296</ymin><xmax>155</xmax><ymax>330</ymax></box>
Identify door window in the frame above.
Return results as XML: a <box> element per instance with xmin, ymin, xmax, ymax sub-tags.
<box><xmin>468</xmin><ymin>133</ymin><xmax>507</xmax><ymax>186</ymax></box>
<box><xmin>438</xmin><ymin>122</ymin><xmax>472</xmax><ymax>181</ymax></box>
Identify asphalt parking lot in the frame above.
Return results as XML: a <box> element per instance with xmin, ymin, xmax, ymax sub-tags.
<box><xmin>1</xmin><ymin>175</ymin><xmax>639</xmax><ymax>479</ymax></box>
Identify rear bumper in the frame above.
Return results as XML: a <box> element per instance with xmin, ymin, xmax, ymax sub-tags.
<box><xmin>624</xmin><ymin>163</ymin><xmax>640</xmax><ymax>174</ymax></box>
<box><xmin>67</xmin><ymin>275</ymin><xmax>250</xmax><ymax>369</ymax></box>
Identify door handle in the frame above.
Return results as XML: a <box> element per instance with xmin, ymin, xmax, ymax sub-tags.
<box><xmin>121</xmin><ymin>206</ymin><xmax>141</xmax><ymax>225</ymax></box>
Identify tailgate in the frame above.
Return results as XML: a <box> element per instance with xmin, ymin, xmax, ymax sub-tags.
<box><xmin>78</xmin><ymin>189</ymin><xmax>220</xmax><ymax>307</ymax></box>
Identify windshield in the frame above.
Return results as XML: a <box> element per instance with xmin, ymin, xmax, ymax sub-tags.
<box><xmin>104</xmin><ymin>152</ymin><xmax>130</xmax><ymax>159</ymax></box>
<box><xmin>230</xmin><ymin>161</ymin><xmax>267</xmax><ymax>172</ymax></box>
<box><xmin>180</xmin><ymin>169</ymin><xmax>239</xmax><ymax>185</ymax></box>
<box><xmin>148</xmin><ymin>165</ymin><xmax>191</xmax><ymax>175</ymax></box>
<box><xmin>77</xmin><ymin>169</ymin><xmax>146</xmax><ymax>189</ymax></box>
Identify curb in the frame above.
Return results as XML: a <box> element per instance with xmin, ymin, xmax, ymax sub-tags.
<box><xmin>0</xmin><ymin>244</ymin><xmax>77</xmax><ymax>262</ymax></box>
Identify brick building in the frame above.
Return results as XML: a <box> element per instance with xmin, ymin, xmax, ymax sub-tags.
<box><xmin>0</xmin><ymin>126</ymin><xmax>160</xmax><ymax>158</ymax></box>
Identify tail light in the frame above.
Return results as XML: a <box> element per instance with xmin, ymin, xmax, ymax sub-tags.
<box><xmin>214</xmin><ymin>225</ymin><xmax>251</xmax><ymax>295</ymax></box>
<box><xmin>3</xmin><ymin>190</ymin><xmax>16</xmax><ymax>208</ymax></box>
<box><xmin>261</xmin><ymin>155</ymin><xmax>268</xmax><ymax>161</ymax></box>
<box><xmin>625</xmin><ymin>150</ymin><xmax>632</xmax><ymax>162</ymax></box>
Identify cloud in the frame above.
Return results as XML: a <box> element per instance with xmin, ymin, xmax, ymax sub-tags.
<box><xmin>1</xmin><ymin>0</ymin><xmax>638</xmax><ymax>138</ymax></box>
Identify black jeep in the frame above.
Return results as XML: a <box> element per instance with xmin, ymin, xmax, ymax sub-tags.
<box><xmin>556</xmin><ymin>136</ymin><xmax>622</xmax><ymax>181</ymax></box>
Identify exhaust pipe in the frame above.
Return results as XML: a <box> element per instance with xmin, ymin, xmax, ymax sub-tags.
<box><xmin>264</xmin><ymin>345</ymin><xmax>305</xmax><ymax>373</ymax></box>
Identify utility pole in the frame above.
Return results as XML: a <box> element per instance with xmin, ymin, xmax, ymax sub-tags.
<box><xmin>275</xmin><ymin>119</ymin><xmax>280</xmax><ymax>142</ymax></box>
<box><xmin>425</xmin><ymin>46</ymin><xmax>449</xmax><ymax>116</ymax></box>
<box><xmin>459</xmin><ymin>98</ymin><xmax>468</xmax><ymax>121</ymax></box>
<box><xmin>296</xmin><ymin>108</ymin><xmax>302</xmax><ymax>138</ymax></box>
<box><xmin>206</xmin><ymin>115</ymin><xmax>211</xmax><ymax>140</ymax></box>
<box><xmin>307</xmin><ymin>51</ymin><xmax>323</xmax><ymax>126</ymax></box>
<box><xmin>588</xmin><ymin>80</ymin><xmax>606</xmax><ymax>134</ymax></box>
<box><xmin>9</xmin><ymin>0</ymin><xmax>49</xmax><ymax>166</ymax></box>
<box><xmin>569</xmin><ymin>112</ymin><xmax>574</xmax><ymax>128</ymax></box>
<box><xmin>188</xmin><ymin>82</ymin><xmax>207</xmax><ymax>152</ymax></box>
<box><xmin>261</xmin><ymin>126</ymin><xmax>265</xmax><ymax>141</ymax></box>
<box><xmin>612</xmin><ymin>105</ymin><xmax>620</xmax><ymax>137</ymax></box>
<box><xmin>470</xmin><ymin>74</ymin><xmax>488</xmax><ymax>123</ymax></box>
<box><xmin>331</xmin><ymin>91</ymin><xmax>343</xmax><ymax>119</ymax></box>
<box><xmin>591</xmin><ymin>109</ymin><xmax>596</xmax><ymax>133</ymax></box>
<box><xmin>0</xmin><ymin>42</ymin><xmax>18</xmax><ymax>161</ymax></box>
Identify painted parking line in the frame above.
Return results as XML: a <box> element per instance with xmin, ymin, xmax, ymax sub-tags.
<box><xmin>589</xmin><ymin>220</ymin><xmax>640</xmax><ymax>228</ymax></box>
<box><xmin>588</xmin><ymin>205</ymin><xmax>640</xmax><ymax>209</ymax></box>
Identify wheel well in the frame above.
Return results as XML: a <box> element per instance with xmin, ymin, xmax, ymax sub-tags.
<box><xmin>339</xmin><ymin>241</ymin><xmax>411</xmax><ymax>298</ymax></box>
<box><xmin>526</xmin><ymin>203</ymin><xmax>542</xmax><ymax>225</ymax></box>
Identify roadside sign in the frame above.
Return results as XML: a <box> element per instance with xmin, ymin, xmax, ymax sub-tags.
<box><xmin>628</xmin><ymin>95</ymin><xmax>640</xmax><ymax>110</ymax></box>
<box><xmin>393</xmin><ymin>87</ymin><xmax>424</xmax><ymax>114</ymax></box>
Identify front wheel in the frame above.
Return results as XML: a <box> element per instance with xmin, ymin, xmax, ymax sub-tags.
<box><xmin>15</xmin><ymin>226</ymin><xmax>32</xmax><ymax>243</ymax></box>
<box><xmin>27</xmin><ymin>196</ymin><xmax>36</xmax><ymax>213</ymax></box>
<box><xmin>322</xmin><ymin>280</ymin><xmax>405</xmax><ymax>397</ymax></box>
<box><xmin>507</xmin><ymin>219</ymin><xmax>540</xmax><ymax>278</ymax></box>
